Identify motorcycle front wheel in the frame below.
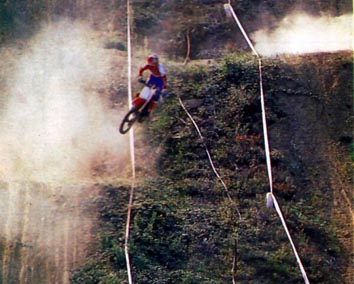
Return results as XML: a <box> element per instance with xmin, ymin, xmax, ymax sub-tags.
<box><xmin>119</xmin><ymin>108</ymin><xmax>140</xmax><ymax>134</ymax></box>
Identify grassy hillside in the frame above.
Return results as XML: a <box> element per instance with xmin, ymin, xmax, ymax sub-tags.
<box><xmin>0</xmin><ymin>2</ymin><xmax>351</xmax><ymax>284</ymax></box>
<box><xmin>71</xmin><ymin>51</ymin><xmax>353</xmax><ymax>284</ymax></box>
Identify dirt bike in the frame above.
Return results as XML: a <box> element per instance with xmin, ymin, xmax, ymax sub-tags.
<box><xmin>119</xmin><ymin>80</ymin><xmax>159</xmax><ymax>134</ymax></box>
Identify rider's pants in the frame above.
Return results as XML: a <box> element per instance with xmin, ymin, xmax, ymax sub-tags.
<box><xmin>147</xmin><ymin>75</ymin><xmax>163</xmax><ymax>101</ymax></box>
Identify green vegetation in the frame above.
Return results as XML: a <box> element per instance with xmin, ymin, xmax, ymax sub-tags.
<box><xmin>71</xmin><ymin>52</ymin><xmax>353</xmax><ymax>284</ymax></box>
<box><xmin>0</xmin><ymin>1</ymin><xmax>351</xmax><ymax>283</ymax></box>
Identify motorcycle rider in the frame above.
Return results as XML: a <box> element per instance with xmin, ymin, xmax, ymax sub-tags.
<box><xmin>137</xmin><ymin>54</ymin><xmax>167</xmax><ymax>112</ymax></box>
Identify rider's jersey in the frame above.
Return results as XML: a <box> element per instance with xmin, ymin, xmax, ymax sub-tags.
<box><xmin>139</xmin><ymin>63</ymin><xmax>167</xmax><ymax>89</ymax></box>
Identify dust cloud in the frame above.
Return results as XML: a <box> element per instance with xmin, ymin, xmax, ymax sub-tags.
<box><xmin>0</xmin><ymin>19</ymin><xmax>129</xmax><ymax>183</ymax></box>
<box><xmin>0</xmin><ymin>20</ymin><xmax>130</xmax><ymax>283</ymax></box>
<box><xmin>252</xmin><ymin>12</ymin><xmax>353</xmax><ymax>56</ymax></box>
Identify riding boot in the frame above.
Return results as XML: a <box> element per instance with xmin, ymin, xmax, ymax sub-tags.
<box><xmin>149</xmin><ymin>101</ymin><xmax>158</xmax><ymax>113</ymax></box>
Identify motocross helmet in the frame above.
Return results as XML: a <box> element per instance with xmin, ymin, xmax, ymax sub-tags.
<box><xmin>147</xmin><ymin>54</ymin><xmax>158</xmax><ymax>65</ymax></box>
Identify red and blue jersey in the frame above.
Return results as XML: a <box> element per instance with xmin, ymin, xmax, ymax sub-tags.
<box><xmin>139</xmin><ymin>63</ymin><xmax>167</xmax><ymax>90</ymax></box>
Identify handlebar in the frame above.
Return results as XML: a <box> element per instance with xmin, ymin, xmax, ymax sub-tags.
<box><xmin>138</xmin><ymin>78</ymin><xmax>158</xmax><ymax>90</ymax></box>
<box><xmin>138</xmin><ymin>77</ymin><xmax>146</xmax><ymax>84</ymax></box>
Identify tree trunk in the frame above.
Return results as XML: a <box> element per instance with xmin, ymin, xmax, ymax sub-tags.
<box><xmin>183</xmin><ymin>29</ymin><xmax>191</xmax><ymax>65</ymax></box>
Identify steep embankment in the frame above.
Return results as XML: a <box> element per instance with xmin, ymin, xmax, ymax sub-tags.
<box><xmin>71</xmin><ymin>51</ymin><xmax>352</xmax><ymax>284</ymax></box>
<box><xmin>266</xmin><ymin>53</ymin><xmax>353</xmax><ymax>283</ymax></box>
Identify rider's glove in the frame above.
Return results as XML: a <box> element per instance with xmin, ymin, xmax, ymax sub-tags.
<box><xmin>161</xmin><ymin>90</ymin><xmax>169</xmax><ymax>97</ymax></box>
<box><xmin>138</xmin><ymin>77</ymin><xmax>145</xmax><ymax>84</ymax></box>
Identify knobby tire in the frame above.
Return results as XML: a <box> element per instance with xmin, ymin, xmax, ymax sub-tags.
<box><xmin>119</xmin><ymin>108</ymin><xmax>140</xmax><ymax>134</ymax></box>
